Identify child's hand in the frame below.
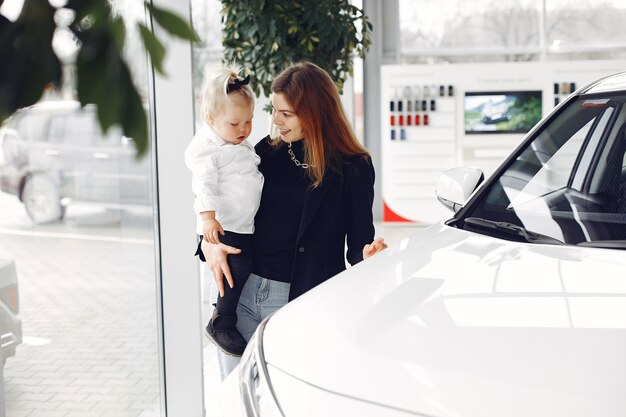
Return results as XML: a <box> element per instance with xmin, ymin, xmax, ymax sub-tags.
<box><xmin>203</xmin><ymin>218</ymin><xmax>225</xmax><ymax>244</ymax></box>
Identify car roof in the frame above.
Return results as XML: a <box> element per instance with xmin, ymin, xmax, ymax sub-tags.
<box><xmin>581</xmin><ymin>71</ymin><xmax>626</xmax><ymax>95</ymax></box>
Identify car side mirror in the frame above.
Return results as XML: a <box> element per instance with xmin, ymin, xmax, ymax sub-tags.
<box><xmin>435</xmin><ymin>167</ymin><xmax>484</xmax><ymax>212</ymax></box>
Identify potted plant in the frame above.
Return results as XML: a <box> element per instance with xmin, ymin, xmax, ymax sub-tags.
<box><xmin>220</xmin><ymin>0</ymin><xmax>372</xmax><ymax>97</ymax></box>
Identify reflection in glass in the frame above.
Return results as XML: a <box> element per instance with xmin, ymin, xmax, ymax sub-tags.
<box><xmin>546</xmin><ymin>0</ymin><xmax>626</xmax><ymax>51</ymax></box>
<box><xmin>0</xmin><ymin>0</ymin><xmax>163</xmax><ymax>416</ymax></box>
<box><xmin>464</xmin><ymin>94</ymin><xmax>626</xmax><ymax>246</ymax></box>
<box><xmin>400</xmin><ymin>0</ymin><xmax>626</xmax><ymax>62</ymax></box>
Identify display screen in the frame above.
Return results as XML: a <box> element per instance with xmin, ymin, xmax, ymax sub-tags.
<box><xmin>464</xmin><ymin>91</ymin><xmax>542</xmax><ymax>134</ymax></box>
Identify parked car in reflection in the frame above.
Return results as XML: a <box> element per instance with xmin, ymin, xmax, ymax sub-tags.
<box><xmin>0</xmin><ymin>258</ymin><xmax>21</xmax><ymax>368</ymax></box>
<box><xmin>218</xmin><ymin>72</ymin><xmax>626</xmax><ymax>417</ymax></box>
<box><xmin>0</xmin><ymin>101</ymin><xmax>152</xmax><ymax>224</ymax></box>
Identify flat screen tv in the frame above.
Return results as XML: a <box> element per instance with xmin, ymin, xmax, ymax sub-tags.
<box><xmin>464</xmin><ymin>90</ymin><xmax>542</xmax><ymax>134</ymax></box>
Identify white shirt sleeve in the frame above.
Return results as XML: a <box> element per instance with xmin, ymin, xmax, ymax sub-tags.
<box><xmin>184</xmin><ymin>133</ymin><xmax>221</xmax><ymax>214</ymax></box>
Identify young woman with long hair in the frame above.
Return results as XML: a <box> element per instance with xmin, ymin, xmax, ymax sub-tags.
<box><xmin>201</xmin><ymin>61</ymin><xmax>387</xmax><ymax>377</ymax></box>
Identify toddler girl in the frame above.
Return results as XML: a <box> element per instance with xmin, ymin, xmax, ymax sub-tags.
<box><xmin>184</xmin><ymin>66</ymin><xmax>263</xmax><ymax>356</ymax></box>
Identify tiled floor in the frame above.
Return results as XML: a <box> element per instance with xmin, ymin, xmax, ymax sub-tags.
<box><xmin>1</xmin><ymin>233</ymin><xmax>161</xmax><ymax>417</ymax></box>
<box><xmin>1</xmin><ymin>193</ymin><xmax>161</xmax><ymax>417</ymax></box>
<box><xmin>1</xmin><ymin>187</ymin><xmax>424</xmax><ymax>416</ymax></box>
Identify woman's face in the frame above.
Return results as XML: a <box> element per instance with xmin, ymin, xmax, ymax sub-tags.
<box><xmin>271</xmin><ymin>93</ymin><xmax>304</xmax><ymax>143</ymax></box>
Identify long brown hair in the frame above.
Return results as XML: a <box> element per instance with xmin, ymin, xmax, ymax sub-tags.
<box><xmin>271</xmin><ymin>61</ymin><xmax>369</xmax><ymax>188</ymax></box>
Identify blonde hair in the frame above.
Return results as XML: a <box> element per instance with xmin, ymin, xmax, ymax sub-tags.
<box><xmin>271</xmin><ymin>61</ymin><xmax>369</xmax><ymax>189</ymax></box>
<box><xmin>201</xmin><ymin>65</ymin><xmax>255</xmax><ymax>122</ymax></box>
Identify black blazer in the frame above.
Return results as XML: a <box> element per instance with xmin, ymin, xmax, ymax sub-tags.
<box><xmin>255</xmin><ymin>137</ymin><xmax>375</xmax><ymax>300</ymax></box>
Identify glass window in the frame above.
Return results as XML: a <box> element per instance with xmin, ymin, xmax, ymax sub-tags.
<box><xmin>15</xmin><ymin>111</ymin><xmax>51</xmax><ymax>142</ymax></box>
<box><xmin>400</xmin><ymin>0</ymin><xmax>542</xmax><ymax>53</ymax></box>
<box><xmin>189</xmin><ymin>0</ymin><xmax>224</xmax><ymax>412</ymax></box>
<box><xmin>64</xmin><ymin>111</ymin><xmax>106</xmax><ymax>146</ymax></box>
<box><xmin>0</xmin><ymin>1</ymin><xmax>163</xmax><ymax>416</ymax></box>
<box><xmin>546</xmin><ymin>0</ymin><xmax>626</xmax><ymax>52</ymax></box>
<box><xmin>47</xmin><ymin>116</ymin><xmax>66</xmax><ymax>144</ymax></box>
<box><xmin>462</xmin><ymin>93</ymin><xmax>626</xmax><ymax>246</ymax></box>
<box><xmin>400</xmin><ymin>0</ymin><xmax>626</xmax><ymax>62</ymax></box>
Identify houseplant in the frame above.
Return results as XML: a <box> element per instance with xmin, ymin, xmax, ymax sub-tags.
<box><xmin>0</xmin><ymin>0</ymin><xmax>199</xmax><ymax>157</ymax></box>
<box><xmin>220</xmin><ymin>0</ymin><xmax>372</xmax><ymax>97</ymax></box>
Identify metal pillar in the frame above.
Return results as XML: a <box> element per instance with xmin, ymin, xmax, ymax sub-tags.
<box><xmin>363</xmin><ymin>0</ymin><xmax>400</xmax><ymax>221</ymax></box>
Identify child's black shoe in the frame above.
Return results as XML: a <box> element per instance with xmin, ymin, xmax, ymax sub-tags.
<box><xmin>204</xmin><ymin>310</ymin><xmax>247</xmax><ymax>356</ymax></box>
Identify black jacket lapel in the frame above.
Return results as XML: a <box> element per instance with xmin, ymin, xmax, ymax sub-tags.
<box><xmin>295</xmin><ymin>178</ymin><xmax>334</xmax><ymax>243</ymax></box>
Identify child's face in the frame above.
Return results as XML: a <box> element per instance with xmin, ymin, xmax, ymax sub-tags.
<box><xmin>209</xmin><ymin>95</ymin><xmax>253</xmax><ymax>145</ymax></box>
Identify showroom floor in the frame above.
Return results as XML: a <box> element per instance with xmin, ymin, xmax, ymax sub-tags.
<box><xmin>0</xmin><ymin>187</ymin><xmax>422</xmax><ymax>417</ymax></box>
<box><xmin>201</xmin><ymin>221</ymin><xmax>424</xmax><ymax>415</ymax></box>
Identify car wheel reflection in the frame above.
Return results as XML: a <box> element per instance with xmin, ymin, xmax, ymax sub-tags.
<box><xmin>21</xmin><ymin>174</ymin><xmax>65</xmax><ymax>224</ymax></box>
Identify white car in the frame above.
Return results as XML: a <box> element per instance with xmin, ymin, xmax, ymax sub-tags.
<box><xmin>0</xmin><ymin>258</ymin><xmax>21</xmax><ymax>367</ymax></box>
<box><xmin>0</xmin><ymin>101</ymin><xmax>152</xmax><ymax>224</ymax></box>
<box><xmin>218</xmin><ymin>72</ymin><xmax>626</xmax><ymax>417</ymax></box>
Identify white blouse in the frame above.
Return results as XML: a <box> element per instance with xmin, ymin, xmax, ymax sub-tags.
<box><xmin>184</xmin><ymin>124</ymin><xmax>264</xmax><ymax>235</ymax></box>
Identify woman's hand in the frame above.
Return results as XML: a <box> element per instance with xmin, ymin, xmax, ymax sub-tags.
<box><xmin>200</xmin><ymin>239</ymin><xmax>241</xmax><ymax>297</ymax></box>
<box><xmin>362</xmin><ymin>237</ymin><xmax>388</xmax><ymax>260</ymax></box>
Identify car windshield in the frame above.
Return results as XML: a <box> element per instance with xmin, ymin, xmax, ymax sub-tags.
<box><xmin>461</xmin><ymin>92</ymin><xmax>626</xmax><ymax>248</ymax></box>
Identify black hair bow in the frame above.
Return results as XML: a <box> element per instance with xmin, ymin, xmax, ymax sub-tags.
<box><xmin>226</xmin><ymin>74</ymin><xmax>251</xmax><ymax>93</ymax></box>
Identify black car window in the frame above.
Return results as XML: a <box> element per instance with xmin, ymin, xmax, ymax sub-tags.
<box><xmin>462</xmin><ymin>94</ymin><xmax>626</xmax><ymax>247</ymax></box>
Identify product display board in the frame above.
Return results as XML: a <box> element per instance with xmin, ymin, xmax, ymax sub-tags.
<box><xmin>381</xmin><ymin>60</ymin><xmax>626</xmax><ymax>224</ymax></box>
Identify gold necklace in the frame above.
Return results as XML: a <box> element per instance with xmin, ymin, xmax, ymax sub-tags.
<box><xmin>287</xmin><ymin>142</ymin><xmax>314</xmax><ymax>169</ymax></box>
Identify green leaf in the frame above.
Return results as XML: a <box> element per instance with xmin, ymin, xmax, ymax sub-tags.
<box><xmin>76</xmin><ymin>35</ymin><xmax>119</xmax><ymax>132</ymax></box>
<box><xmin>119</xmin><ymin>63</ymin><xmax>148</xmax><ymax>157</ymax></box>
<box><xmin>111</xmin><ymin>16</ymin><xmax>126</xmax><ymax>51</ymax></box>
<box><xmin>138</xmin><ymin>23</ymin><xmax>166</xmax><ymax>75</ymax></box>
<box><xmin>145</xmin><ymin>2</ymin><xmax>200</xmax><ymax>43</ymax></box>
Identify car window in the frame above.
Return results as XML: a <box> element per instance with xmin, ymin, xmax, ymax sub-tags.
<box><xmin>14</xmin><ymin>111</ymin><xmax>51</xmax><ymax>142</ymax></box>
<box><xmin>462</xmin><ymin>94</ymin><xmax>626</xmax><ymax>247</ymax></box>
<box><xmin>64</xmin><ymin>112</ymin><xmax>102</xmax><ymax>146</ymax></box>
<box><xmin>48</xmin><ymin>116</ymin><xmax>67</xmax><ymax>144</ymax></box>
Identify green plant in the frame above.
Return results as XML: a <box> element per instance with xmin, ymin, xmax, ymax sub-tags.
<box><xmin>221</xmin><ymin>0</ymin><xmax>372</xmax><ymax>97</ymax></box>
<box><xmin>0</xmin><ymin>0</ymin><xmax>199</xmax><ymax>157</ymax></box>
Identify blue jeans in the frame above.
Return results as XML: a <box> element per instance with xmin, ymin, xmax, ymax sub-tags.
<box><xmin>210</xmin><ymin>272</ymin><xmax>290</xmax><ymax>380</ymax></box>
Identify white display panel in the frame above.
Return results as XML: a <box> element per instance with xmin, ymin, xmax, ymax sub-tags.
<box><xmin>381</xmin><ymin>60</ymin><xmax>626</xmax><ymax>224</ymax></box>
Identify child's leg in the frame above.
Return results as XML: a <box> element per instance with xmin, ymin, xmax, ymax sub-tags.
<box><xmin>215</xmin><ymin>231</ymin><xmax>252</xmax><ymax>317</ymax></box>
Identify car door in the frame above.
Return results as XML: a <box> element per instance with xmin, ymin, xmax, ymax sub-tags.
<box><xmin>17</xmin><ymin>110</ymin><xmax>62</xmax><ymax>178</ymax></box>
<box><xmin>65</xmin><ymin>110</ymin><xmax>121</xmax><ymax>206</ymax></box>
<box><xmin>118</xmin><ymin>136</ymin><xmax>152</xmax><ymax>208</ymax></box>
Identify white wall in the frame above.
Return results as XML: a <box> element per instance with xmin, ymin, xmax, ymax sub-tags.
<box><xmin>381</xmin><ymin>60</ymin><xmax>626</xmax><ymax>224</ymax></box>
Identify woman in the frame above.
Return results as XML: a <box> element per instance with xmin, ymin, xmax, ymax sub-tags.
<box><xmin>202</xmin><ymin>61</ymin><xmax>386</xmax><ymax>375</ymax></box>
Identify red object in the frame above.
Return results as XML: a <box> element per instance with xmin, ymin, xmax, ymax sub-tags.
<box><xmin>407</xmin><ymin>115</ymin><xmax>412</xmax><ymax>125</ymax></box>
<box><xmin>390</xmin><ymin>115</ymin><xmax>395</xmax><ymax>126</ymax></box>
<box><xmin>383</xmin><ymin>201</ymin><xmax>413</xmax><ymax>223</ymax></box>
<box><xmin>424</xmin><ymin>114</ymin><xmax>429</xmax><ymax>125</ymax></box>
<box><xmin>415</xmin><ymin>114</ymin><xmax>420</xmax><ymax>125</ymax></box>
<box><xmin>399</xmin><ymin>115</ymin><xmax>404</xmax><ymax>126</ymax></box>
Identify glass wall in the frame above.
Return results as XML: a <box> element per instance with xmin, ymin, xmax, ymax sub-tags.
<box><xmin>399</xmin><ymin>0</ymin><xmax>626</xmax><ymax>63</ymax></box>
<box><xmin>189</xmin><ymin>0</ymin><xmax>224</xmax><ymax>413</ymax></box>
<box><xmin>0</xmin><ymin>1</ymin><xmax>164</xmax><ymax>416</ymax></box>
<box><xmin>545</xmin><ymin>0</ymin><xmax>626</xmax><ymax>60</ymax></box>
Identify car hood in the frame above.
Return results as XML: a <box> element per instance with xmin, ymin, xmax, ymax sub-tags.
<box><xmin>263</xmin><ymin>223</ymin><xmax>626</xmax><ymax>417</ymax></box>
